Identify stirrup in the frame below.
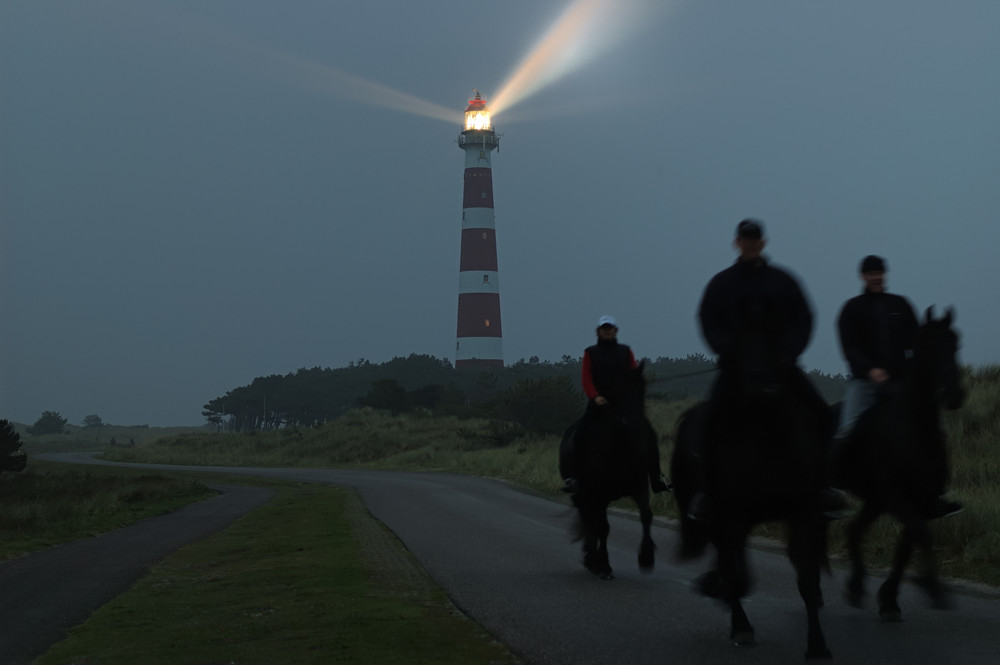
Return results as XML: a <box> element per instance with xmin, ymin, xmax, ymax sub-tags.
<box><xmin>932</xmin><ymin>497</ymin><xmax>963</xmax><ymax>519</ymax></box>
<box><xmin>686</xmin><ymin>492</ymin><xmax>712</xmax><ymax>523</ymax></box>
<box><xmin>651</xmin><ymin>474</ymin><xmax>672</xmax><ymax>493</ymax></box>
<box><xmin>821</xmin><ymin>487</ymin><xmax>850</xmax><ymax>520</ymax></box>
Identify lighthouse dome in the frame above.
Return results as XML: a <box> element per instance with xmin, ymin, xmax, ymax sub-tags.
<box><xmin>464</xmin><ymin>90</ymin><xmax>492</xmax><ymax>131</ymax></box>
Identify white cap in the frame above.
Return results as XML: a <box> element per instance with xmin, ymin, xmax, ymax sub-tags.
<box><xmin>597</xmin><ymin>315</ymin><xmax>617</xmax><ymax>328</ymax></box>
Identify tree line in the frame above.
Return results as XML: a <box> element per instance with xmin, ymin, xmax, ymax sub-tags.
<box><xmin>1</xmin><ymin>419</ymin><xmax>28</xmax><ymax>473</ymax></box>
<box><xmin>201</xmin><ymin>353</ymin><xmax>848</xmax><ymax>433</ymax></box>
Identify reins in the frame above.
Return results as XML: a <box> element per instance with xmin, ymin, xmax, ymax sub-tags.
<box><xmin>647</xmin><ymin>367</ymin><xmax>719</xmax><ymax>385</ymax></box>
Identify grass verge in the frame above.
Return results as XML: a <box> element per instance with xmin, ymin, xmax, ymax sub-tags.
<box><xmin>33</xmin><ymin>481</ymin><xmax>523</xmax><ymax>665</ymax></box>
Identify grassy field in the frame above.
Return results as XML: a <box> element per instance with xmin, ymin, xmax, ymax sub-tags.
<box><xmin>85</xmin><ymin>364</ymin><xmax>1000</xmax><ymax>588</ymax></box>
<box><xmin>13</xmin><ymin>423</ymin><xmax>209</xmax><ymax>454</ymax></box>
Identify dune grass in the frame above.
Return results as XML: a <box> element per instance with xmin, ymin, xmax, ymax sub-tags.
<box><xmin>0</xmin><ymin>461</ymin><xmax>217</xmax><ymax>562</ymax></box>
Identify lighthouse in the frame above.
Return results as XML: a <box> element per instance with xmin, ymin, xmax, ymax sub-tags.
<box><xmin>455</xmin><ymin>91</ymin><xmax>503</xmax><ymax>369</ymax></box>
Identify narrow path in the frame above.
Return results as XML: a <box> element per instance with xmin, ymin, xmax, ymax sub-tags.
<box><xmin>0</xmin><ymin>483</ymin><xmax>275</xmax><ymax>665</ymax></box>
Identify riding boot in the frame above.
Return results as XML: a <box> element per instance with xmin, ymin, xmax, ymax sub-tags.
<box><xmin>819</xmin><ymin>437</ymin><xmax>851</xmax><ymax>519</ymax></box>
<box><xmin>686</xmin><ymin>491</ymin><xmax>713</xmax><ymax>523</ymax></box>
<box><xmin>826</xmin><ymin>436</ymin><xmax>849</xmax><ymax>489</ymax></box>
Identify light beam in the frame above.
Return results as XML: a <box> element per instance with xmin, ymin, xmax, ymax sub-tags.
<box><xmin>490</xmin><ymin>0</ymin><xmax>667</xmax><ymax>118</ymax></box>
<box><xmin>121</xmin><ymin>0</ymin><xmax>666</xmax><ymax>127</ymax></box>
<box><xmin>260</xmin><ymin>47</ymin><xmax>462</xmax><ymax>125</ymax></box>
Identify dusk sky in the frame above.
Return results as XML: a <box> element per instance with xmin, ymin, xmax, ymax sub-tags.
<box><xmin>3</xmin><ymin>0</ymin><xmax>998</xmax><ymax>426</ymax></box>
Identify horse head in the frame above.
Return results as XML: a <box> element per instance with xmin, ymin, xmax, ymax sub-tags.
<box><xmin>630</xmin><ymin>360</ymin><xmax>647</xmax><ymax>393</ymax></box>
<box><xmin>916</xmin><ymin>306</ymin><xmax>966</xmax><ymax>410</ymax></box>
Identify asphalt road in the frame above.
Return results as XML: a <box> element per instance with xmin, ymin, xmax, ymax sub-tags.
<box><xmin>18</xmin><ymin>453</ymin><xmax>1000</xmax><ymax>665</ymax></box>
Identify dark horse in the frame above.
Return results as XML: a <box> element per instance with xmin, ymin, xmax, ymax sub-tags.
<box><xmin>672</xmin><ymin>365</ymin><xmax>833</xmax><ymax>660</ymax></box>
<box><xmin>565</xmin><ymin>362</ymin><xmax>656</xmax><ymax>580</ymax></box>
<box><xmin>840</xmin><ymin>307</ymin><xmax>966</xmax><ymax>621</ymax></box>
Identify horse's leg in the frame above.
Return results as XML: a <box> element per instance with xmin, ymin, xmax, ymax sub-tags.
<box><xmin>724</xmin><ymin>558</ymin><xmax>755</xmax><ymax>648</ymax></box>
<box><xmin>634</xmin><ymin>489</ymin><xmax>655</xmax><ymax>572</ymax></box>
<box><xmin>714</xmin><ymin>527</ymin><xmax>755</xmax><ymax>647</ymax></box>
<box><xmin>580</xmin><ymin>507</ymin><xmax>598</xmax><ymax>573</ymax></box>
<box><xmin>730</xmin><ymin>599</ymin><xmax>755</xmax><ymax>648</ymax></box>
<box><xmin>596</xmin><ymin>505</ymin><xmax>613</xmax><ymax>580</ymax></box>
<box><xmin>800</xmin><ymin>570</ymin><xmax>832</xmax><ymax>660</ymax></box>
<box><xmin>691</xmin><ymin>549</ymin><xmax>750</xmax><ymax>644</ymax></box>
<box><xmin>845</xmin><ymin>501</ymin><xmax>880</xmax><ymax>608</ymax></box>
<box><xmin>910</xmin><ymin>516</ymin><xmax>951</xmax><ymax>610</ymax></box>
<box><xmin>790</xmin><ymin>518</ymin><xmax>833</xmax><ymax>660</ymax></box>
<box><xmin>577</xmin><ymin>500</ymin><xmax>602</xmax><ymax>576</ymax></box>
<box><xmin>878</xmin><ymin>508</ymin><xmax>917</xmax><ymax>622</ymax></box>
<box><xmin>581</xmin><ymin>502</ymin><xmax>613</xmax><ymax>579</ymax></box>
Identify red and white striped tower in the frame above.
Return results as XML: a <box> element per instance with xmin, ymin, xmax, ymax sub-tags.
<box><xmin>455</xmin><ymin>91</ymin><xmax>503</xmax><ymax>369</ymax></box>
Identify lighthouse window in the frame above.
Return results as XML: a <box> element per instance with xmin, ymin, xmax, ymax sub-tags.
<box><xmin>484</xmin><ymin>319</ymin><xmax>491</xmax><ymax>327</ymax></box>
<box><xmin>483</xmin><ymin>275</ymin><xmax>489</xmax><ymax>283</ymax></box>
<box><xmin>479</xmin><ymin>150</ymin><xmax>486</xmax><ymax>159</ymax></box>
<box><xmin>480</xmin><ymin>192</ymin><xmax>487</xmax><ymax>199</ymax></box>
<box><xmin>482</xmin><ymin>232</ymin><xmax>488</xmax><ymax>240</ymax></box>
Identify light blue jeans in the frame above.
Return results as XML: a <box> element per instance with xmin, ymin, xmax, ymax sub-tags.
<box><xmin>834</xmin><ymin>378</ymin><xmax>882</xmax><ymax>439</ymax></box>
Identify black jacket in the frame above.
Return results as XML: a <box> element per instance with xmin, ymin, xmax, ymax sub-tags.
<box><xmin>698</xmin><ymin>256</ymin><xmax>813</xmax><ymax>370</ymax></box>
<box><xmin>837</xmin><ymin>290</ymin><xmax>918</xmax><ymax>380</ymax></box>
<box><xmin>583</xmin><ymin>339</ymin><xmax>635</xmax><ymax>403</ymax></box>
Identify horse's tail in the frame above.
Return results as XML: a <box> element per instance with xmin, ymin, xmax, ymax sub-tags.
<box><xmin>678</xmin><ymin>511</ymin><xmax>710</xmax><ymax>560</ymax></box>
<box><xmin>569</xmin><ymin>499</ymin><xmax>585</xmax><ymax>543</ymax></box>
<box><xmin>672</xmin><ymin>404</ymin><xmax>711</xmax><ymax>560</ymax></box>
<box><xmin>819</xmin><ymin>525</ymin><xmax>833</xmax><ymax>575</ymax></box>
<box><xmin>820</xmin><ymin>516</ymin><xmax>831</xmax><ymax>574</ymax></box>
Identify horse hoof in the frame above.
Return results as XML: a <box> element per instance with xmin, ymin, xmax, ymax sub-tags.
<box><xmin>695</xmin><ymin>571</ymin><xmax>724</xmax><ymax>599</ymax></box>
<box><xmin>731</xmin><ymin>630</ymin><xmax>755</xmax><ymax>647</ymax></box>
<box><xmin>638</xmin><ymin>550</ymin><xmax>655</xmax><ymax>572</ymax></box>
<box><xmin>585</xmin><ymin>564</ymin><xmax>614</xmax><ymax>580</ymax></box>
<box><xmin>844</xmin><ymin>579</ymin><xmax>866</xmax><ymax>608</ymax></box>
<box><xmin>844</xmin><ymin>588</ymin><xmax>866</xmax><ymax>608</ymax></box>
<box><xmin>931</xmin><ymin>595</ymin><xmax>953</xmax><ymax>610</ymax></box>
<box><xmin>806</xmin><ymin>647</ymin><xmax>833</xmax><ymax>660</ymax></box>
<box><xmin>877</xmin><ymin>582</ymin><xmax>902</xmax><ymax>621</ymax></box>
<box><xmin>914</xmin><ymin>575</ymin><xmax>952</xmax><ymax>609</ymax></box>
<box><xmin>879</xmin><ymin>608</ymin><xmax>903</xmax><ymax>623</ymax></box>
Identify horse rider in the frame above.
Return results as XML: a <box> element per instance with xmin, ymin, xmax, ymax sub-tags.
<box><xmin>560</xmin><ymin>315</ymin><xmax>671</xmax><ymax>494</ymax></box>
<box><xmin>687</xmin><ymin>219</ymin><xmax>849</xmax><ymax>522</ymax></box>
<box><xmin>832</xmin><ymin>254</ymin><xmax>962</xmax><ymax>517</ymax></box>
